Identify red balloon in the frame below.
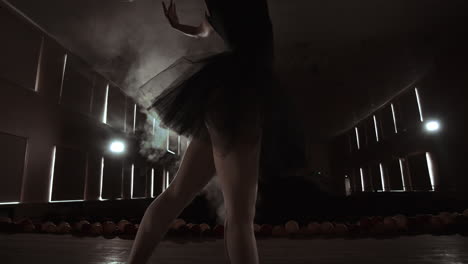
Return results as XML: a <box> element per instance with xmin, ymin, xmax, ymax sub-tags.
<box><xmin>272</xmin><ymin>225</ymin><xmax>287</xmax><ymax>237</ymax></box>
<box><xmin>334</xmin><ymin>223</ymin><xmax>349</xmax><ymax>236</ymax></box>
<box><xmin>259</xmin><ymin>224</ymin><xmax>273</xmax><ymax>237</ymax></box>
<box><xmin>90</xmin><ymin>223</ymin><xmax>103</xmax><ymax>236</ymax></box>
<box><xmin>285</xmin><ymin>220</ymin><xmax>300</xmax><ymax>235</ymax></box>
<box><xmin>189</xmin><ymin>224</ymin><xmax>202</xmax><ymax>236</ymax></box>
<box><xmin>319</xmin><ymin>222</ymin><xmax>334</xmax><ymax>235</ymax></box>
<box><xmin>306</xmin><ymin>222</ymin><xmax>321</xmax><ymax>236</ymax></box>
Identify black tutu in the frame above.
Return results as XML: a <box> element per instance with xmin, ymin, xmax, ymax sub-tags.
<box><xmin>138</xmin><ymin>50</ymin><xmax>274</xmax><ymax>146</ymax></box>
<box><xmin>138</xmin><ymin>0</ymin><xmax>275</xmax><ymax>148</ymax></box>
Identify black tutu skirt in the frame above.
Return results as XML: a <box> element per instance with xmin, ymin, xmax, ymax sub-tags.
<box><xmin>138</xmin><ymin>50</ymin><xmax>274</xmax><ymax>147</ymax></box>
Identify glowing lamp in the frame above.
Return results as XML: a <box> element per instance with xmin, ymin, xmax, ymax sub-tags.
<box><xmin>425</xmin><ymin>120</ymin><xmax>440</xmax><ymax>132</ymax></box>
<box><xmin>110</xmin><ymin>141</ymin><xmax>125</xmax><ymax>153</ymax></box>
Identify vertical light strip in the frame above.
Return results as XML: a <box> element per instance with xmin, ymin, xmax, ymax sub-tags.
<box><xmin>177</xmin><ymin>136</ymin><xmax>181</xmax><ymax>155</ymax></box>
<box><xmin>360</xmin><ymin>168</ymin><xmax>365</xmax><ymax>192</ymax></box>
<box><xmin>415</xmin><ymin>88</ymin><xmax>424</xmax><ymax>122</ymax></box>
<box><xmin>83</xmin><ymin>153</ymin><xmax>89</xmax><ymax>200</ymax></box>
<box><xmin>131</xmin><ymin>164</ymin><xmax>134</xmax><ymax>199</ymax></box>
<box><xmin>162</xmin><ymin>168</ymin><xmax>166</xmax><ymax>192</ymax></box>
<box><xmin>48</xmin><ymin>146</ymin><xmax>57</xmax><ymax>202</ymax></box>
<box><xmin>354</xmin><ymin>127</ymin><xmax>360</xmax><ymax>150</ymax></box>
<box><xmin>102</xmin><ymin>84</ymin><xmax>109</xmax><ymax>124</ymax></box>
<box><xmin>99</xmin><ymin>158</ymin><xmax>104</xmax><ymax>200</ymax></box>
<box><xmin>133</xmin><ymin>104</ymin><xmax>137</xmax><ymax>133</ymax></box>
<box><xmin>166</xmin><ymin>131</ymin><xmax>170</xmax><ymax>152</ymax></box>
<box><xmin>58</xmin><ymin>54</ymin><xmax>68</xmax><ymax>104</ymax></box>
<box><xmin>426</xmin><ymin>152</ymin><xmax>435</xmax><ymax>191</ymax></box>
<box><xmin>399</xmin><ymin>158</ymin><xmax>406</xmax><ymax>191</ymax></box>
<box><xmin>152</xmin><ymin>118</ymin><xmax>156</xmax><ymax>135</ymax></box>
<box><xmin>34</xmin><ymin>36</ymin><xmax>44</xmax><ymax>92</ymax></box>
<box><xmin>379</xmin><ymin>163</ymin><xmax>386</xmax><ymax>191</ymax></box>
<box><xmin>391</xmin><ymin>103</ymin><xmax>398</xmax><ymax>133</ymax></box>
<box><xmin>166</xmin><ymin>170</ymin><xmax>170</xmax><ymax>189</ymax></box>
<box><xmin>344</xmin><ymin>176</ymin><xmax>351</xmax><ymax>196</ymax></box>
<box><xmin>20</xmin><ymin>140</ymin><xmax>30</xmax><ymax>203</ymax></box>
<box><xmin>373</xmin><ymin>115</ymin><xmax>380</xmax><ymax>142</ymax></box>
<box><xmin>151</xmin><ymin>169</ymin><xmax>155</xmax><ymax>198</ymax></box>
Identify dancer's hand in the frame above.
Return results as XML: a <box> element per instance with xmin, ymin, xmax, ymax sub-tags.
<box><xmin>162</xmin><ymin>0</ymin><xmax>213</xmax><ymax>38</ymax></box>
<box><xmin>162</xmin><ymin>0</ymin><xmax>179</xmax><ymax>28</ymax></box>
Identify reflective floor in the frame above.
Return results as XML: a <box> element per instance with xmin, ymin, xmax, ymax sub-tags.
<box><xmin>2</xmin><ymin>234</ymin><xmax>468</xmax><ymax>264</ymax></box>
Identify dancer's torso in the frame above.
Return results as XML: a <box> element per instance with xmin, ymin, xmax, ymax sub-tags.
<box><xmin>204</xmin><ymin>0</ymin><xmax>274</xmax><ymax>67</ymax></box>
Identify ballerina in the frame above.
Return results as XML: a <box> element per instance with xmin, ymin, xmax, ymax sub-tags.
<box><xmin>127</xmin><ymin>0</ymin><xmax>274</xmax><ymax>263</ymax></box>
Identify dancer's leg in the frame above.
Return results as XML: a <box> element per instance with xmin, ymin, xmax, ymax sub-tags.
<box><xmin>205</xmin><ymin>116</ymin><xmax>262</xmax><ymax>264</ymax></box>
<box><xmin>127</xmin><ymin>136</ymin><xmax>216</xmax><ymax>264</ymax></box>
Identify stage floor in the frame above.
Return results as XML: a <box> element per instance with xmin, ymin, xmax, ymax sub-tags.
<box><xmin>2</xmin><ymin>234</ymin><xmax>468</xmax><ymax>263</ymax></box>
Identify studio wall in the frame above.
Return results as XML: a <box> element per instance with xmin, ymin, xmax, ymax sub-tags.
<box><xmin>330</xmin><ymin>57</ymin><xmax>468</xmax><ymax>198</ymax></box>
<box><xmin>0</xmin><ymin>3</ymin><xmax>184</xmax><ymax>206</ymax></box>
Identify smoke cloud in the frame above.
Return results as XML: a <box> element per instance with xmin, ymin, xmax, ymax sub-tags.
<box><xmin>201</xmin><ymin>175</ymin><xmax>225</xmax><ymax>225</ymax></box>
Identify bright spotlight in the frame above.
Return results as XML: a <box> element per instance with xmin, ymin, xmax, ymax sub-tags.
<box><xmin>110</xmin><ymin>141</ymin><xmax>125</xmax><ymax>153</ymax></box>
<box><xmin>425</xmin><ymin>120</ymin><xmax>440</xmax><ymax>132</ymax></box>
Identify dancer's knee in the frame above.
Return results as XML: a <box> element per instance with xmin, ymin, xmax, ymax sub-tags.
<box><xmin>161</xmin><ymin>186</ymin><xmax>193</xmax><ymax>206</ymax></box>
<box><xmin>226</xmin><ymin>207</ymin><xmax>256</xmax><ymax>226</ymax></box>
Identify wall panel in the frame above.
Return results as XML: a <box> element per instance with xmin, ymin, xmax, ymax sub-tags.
<box><xmin>122</xmin><ymin>162</ymin><xmax>133</xmax><ymax>199</ymax></box>
<box><xmin>379</xmin><ymin>105</ymin><xmax>396</xmax><ymax>140</ymax></box>
<box><xmin>152</xmin><ymin>165</ymin><xmax>164</xmax><ymax>198</ymax></box>
<box><xmin>408</xmin><ymin>153</ymin><xmax>432</xmax><ymax>191</ymax></box>
<box><xmin>0</xmin><ymin>132</ymin><xmax>27</xmax><ymax>202</ymax></box>
<box><xmin>60</xmin><ymin>58</ymin><xmax>94</xmax><ymax>115</ymax></box>
<box><xmin>133</xmin><ymin>163</ymin><xmax>148</xmax><ymax>198</ymax></box>
<box><xmin>91</xmin><ymin>76</ymin><xmax>107</xmax><ymax>122</ymax></box>
<box><xmin>365</xmin><ymin>116</ymin><xmax>378</xmax><ymax>144</ymax></box>
<box><xmin>371</xmin><ymin>162</ymin><xmax>382</xmax><ymax>191</ymax></box>
<box><xmin>107</xmin><ymin>85</ymin><xmax>126</xmax><ymax>131</ymax></box>
<box><xmin>0</xmin><ymin>5</ymin><xmax>41</xmax><ymax>90</ymax></box>
<box><xmin>135</xmin><ymin>106</ymin><xmax>147</xmax><ymax>134</ymax></box>
<box><xmin>356</xmin><ymin>124</ymin><xmax>368</xmax><ymax>149</ymax></box>
<box><xmin>387</xmin><ymin>158</ymin><xmax>404</xmax><ymax>191</ymax></box>
<box><xmin>354</xmin><ymin>167</ymin><xmax>363</xmax><ymax>193</ymax></box>
<box><xmin>125</xmin><ymin>97</ymin><xmax>135</xmax><ymax>133</ymax></box>
<box><xmin>102</xmin><ymin>157</ymin><xmax>123</xmax><ymax>199</ymax></box>
<box><xmin>85</xmin><ymin>153</ymin><xmax>102</xmax><ymax>201</ymax></box>
<box><xmin>38</xmin><ymin>39</ymin><xmax>65</xmax><ymax>102</ymax></box>
<box><xmin>397</xmin><ymin>90</ymin><xmax>421</xmax><ymax>133</ymax></box>
<box><xmin>361</xmin><ymin>166</ymin><xmax>371</xmax><ymax>191</ymax></box>
<box><xmin>51</xmin><ymin>146</ymin><xmax>86</xmax><ymax>201</ymax></box>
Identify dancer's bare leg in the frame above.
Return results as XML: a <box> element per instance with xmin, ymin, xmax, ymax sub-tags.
<box><xmin>127</xmin><ymin>136</ymin><xmax>216</xmax><ymax>264</ymax></box>
<box><xmin>205</xmin><ymin>116</ymin><xmax>262</xmax><ymax>264</ymax></box>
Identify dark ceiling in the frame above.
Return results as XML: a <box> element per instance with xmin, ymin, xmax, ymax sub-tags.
<box><xmin>7</xmin><ymin>0</ymin><xmax>468</xmax><ymax>139</ymax></box>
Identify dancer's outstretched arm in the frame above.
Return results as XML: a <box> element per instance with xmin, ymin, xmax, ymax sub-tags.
<box><xmin>162</xmin><ymin>0</ymin><xmax>213</xmax><ymax>38</ymax></box>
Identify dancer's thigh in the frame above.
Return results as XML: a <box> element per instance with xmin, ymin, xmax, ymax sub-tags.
<box><xmin>165</xmin><ymin>135</ymin><xmax>216</xmax><ymax>202</ymax></box>
<box><xmin>204</xmin><ymin>117</ymin><xmax>262</xmax><ymax>221</ymax></box>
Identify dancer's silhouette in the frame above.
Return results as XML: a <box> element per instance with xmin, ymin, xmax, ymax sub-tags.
<box><xmin>128</xmin><ymin>0</ymin><xmax>274</xmax><ymax>263</ymax></box>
